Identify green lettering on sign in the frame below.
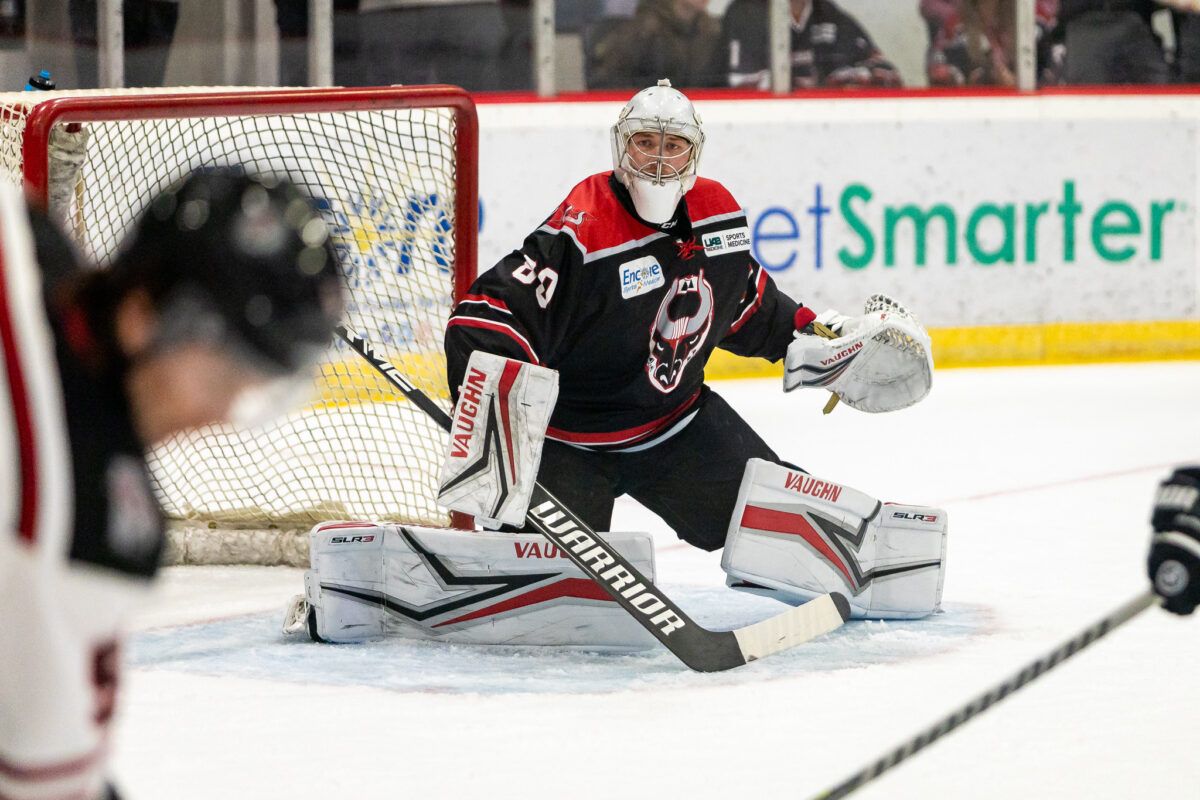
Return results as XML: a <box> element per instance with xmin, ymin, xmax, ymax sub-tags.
<box><xmin>884</xmin><ymin>204</ymin><xmax>957</xmax><ymax>266</ymax></box>
<box><xmin>1091</xmin><ymin>201</ymin><xmax>1140</xmax><ymax>262</ymax></box>
<box><xmin>838</xmin><ymin>183</ymin><xmax>874</xmax><ymax>270</ymax></box>
<box><xmin>966</xmin><ymin>203</ymin><xmax>1016</xmax><ymax>265</ymax></box>
<box><xmin>1150</xmin><ymin>199</ymin><xmax>1176</xmax><ymax>261</ymax></box>
<box><xmin>1057</xmin><ymin>180</ymin><xmax>1082</xmax><ymax>263</ymax></box>
<box><xmin>823</xmin><ymin>178</ymin><xmax>1180</xmax><ymax>270</ymax></box>
<box><xmin>1024</xmin><ymin>202</ymin><xmax>1049</xmax><ymax>263</ymax></box>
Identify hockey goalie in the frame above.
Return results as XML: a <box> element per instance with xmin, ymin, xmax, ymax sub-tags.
<box><xmin>289</xmin><ymin>81</ymin><xmax>946</xmax><ymax>651</ymax></box>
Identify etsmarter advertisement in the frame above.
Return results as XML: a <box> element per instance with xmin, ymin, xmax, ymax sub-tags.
<box><xmin>476</xmin><ymin>96</ymin><xmax>1200</xmax><ymax>363</ymax></box>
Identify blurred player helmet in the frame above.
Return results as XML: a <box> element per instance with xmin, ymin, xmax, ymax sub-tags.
<box><xmin>107</xmin><ymin>168</ymin><xmax>344</xmax><ymax>425</ymax></box>
<box><xmin>611</xmin><ymin>79</ymin><xmax>705</xmax><ymax>224</ymax></box>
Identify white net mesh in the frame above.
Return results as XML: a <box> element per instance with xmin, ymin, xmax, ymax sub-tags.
<box><xmin>0</xmin><ymin>87</ymin><xmax>470</xmax><ymax>534</ymax></box>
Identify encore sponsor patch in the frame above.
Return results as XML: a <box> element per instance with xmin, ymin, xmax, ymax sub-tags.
<box><xmin>620</xmin><ymin>255</ymin><xmax>665</xmax><ymax>299</ymax></box>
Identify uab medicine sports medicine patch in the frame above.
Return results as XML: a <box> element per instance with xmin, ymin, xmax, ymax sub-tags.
<box><xmin>702</xmin><ymin>226</ymin><xmax>751</xmax><ymax>256</ymax></box>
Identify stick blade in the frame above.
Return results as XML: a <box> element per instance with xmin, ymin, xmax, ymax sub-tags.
<box><xmin>732</xmin><ymin>592</ymin><xmax>850</xmax><ymax>663</ymax></box>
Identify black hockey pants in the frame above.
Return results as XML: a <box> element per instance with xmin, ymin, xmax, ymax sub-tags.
<box><xmin>532</xmin><ymin>386</ymin><xmax>795</xmax><ymax>551</ymax></box>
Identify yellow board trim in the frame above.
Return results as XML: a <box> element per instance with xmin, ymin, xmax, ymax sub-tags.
<box><xmin>314</xmin><ymin>352</ymin><xmax>450</xmax><ymax>408</ymax></box>
<box><xmin>705</xmin><ymin>320</ymin><xmax>1200</xmax><ymax>380</ymax></box>
<box><xmin>313</xmin><ymin>321</ymin><xmax>1200</xmax><ymax>406</ymax></box>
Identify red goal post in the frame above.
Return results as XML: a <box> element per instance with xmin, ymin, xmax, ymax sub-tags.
<box><xmin>4</xmin><ymin>85</ymin><xmax>478</xmax><ymax>564</ymax></box>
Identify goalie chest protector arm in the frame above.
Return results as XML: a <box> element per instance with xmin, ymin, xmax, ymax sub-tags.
<box><xmin>717</xmin><ymin>263</ymin><xmax>813</xmax><ymax>363</ymax></box>
<box><xmin>444</xmin><ymin>220</ymin><xmax>581</xmax><ymax>401</ymax></box>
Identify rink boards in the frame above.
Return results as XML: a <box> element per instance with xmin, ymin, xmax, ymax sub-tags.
<box><xmin>475</xmin><ymin>91</ymin><xmax>1200</xmax><ymax>370</ymax></box>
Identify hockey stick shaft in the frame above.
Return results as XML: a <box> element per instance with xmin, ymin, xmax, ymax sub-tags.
<box><xmin>811</xmin><ymin>589</ymin><xmax>1158</xmax><ymax>799</ymax></box>
<box><xmin>334</xmin><ymin>325</ymin><xmax>849</xmax><ymax>672</ymax></box>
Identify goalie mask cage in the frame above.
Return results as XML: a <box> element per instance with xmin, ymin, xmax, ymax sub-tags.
<box><xmin>4</xmin><ymin>85</ymin><xmax>477</xmax><ymax>565</ymax></box>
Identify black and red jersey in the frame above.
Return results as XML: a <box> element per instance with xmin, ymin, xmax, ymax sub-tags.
<box><xmin>446</xmin><ymin>172</ymin><xmax>811</xmax><ymax>451</ymax></box>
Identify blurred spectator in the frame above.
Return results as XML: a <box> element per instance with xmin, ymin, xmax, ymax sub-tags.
<box><xmin>0</xmin><ymin>0</ymin><xmax>22</xmax><ymax>50</ymax></box>
<box><xmin>604</xmin><ymin>0</ymin><xmax>640</xmax><ymax>15</ymax></box>
<box><xmin>69</xmin><ymin>0</ymin><xmax>179</xmax><ymax>88</ymax></box>
<box><xmin>920</xmin><ymin>0</ymin><xmax>960</xmax><ymax>32</ymax></box>
<box><xmin>274</xmin><ymin>0</ymin><xmax>365</xmax><ymax>87</ymax></box>
<box><xmin>496</xmin><ymin>0</ymin><xmax>532</xmax><ymax>90</ymax></box>
<box><xmin>923</xmin><ymin>0</ymin><xmax>1063</xmax><ymax>87</ymax></box>
<box><xmin>355</xmin><ymin>1</ymin><xmax>506</xmax><ymax>90</ymax></box>
<box><xmin>1180</xmin><ymin>16</ymin><xmax>1200</xmax><ymax>82</ymax></box>
<box><xmin>588</xmin><ymin>0</ymin><xmax>721</xmax><ymax>89</ymax></box>
<box><xmin>717</xmin><ymin>0</ymin><xmax>902</xmax><ymax>90</ymax></box>
<box><xmin>1158</xmin><ymin>0</ymin><xmax>1200</xmax><ymax>81</ymax></box>
<box><xmin>1058</xmin><ymin>0</ymin><xmax>1167</xmax><ymax>83</ymax></box>
<box><xmin>556</xmin><ymin>0</ymin><xmax>606</xmax><ymax>33</ymax></box>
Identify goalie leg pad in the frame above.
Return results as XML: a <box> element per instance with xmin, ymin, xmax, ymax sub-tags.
<box><xmin>721</xmin><ymin>459</ymin><xmax>947</xmax><ymax>619</ymax></box>
<box><xmin>303</xmin><ymin>523</ymin><xmax>659</xmax><ymax>650</ymax></box>
<box><xmin>304</xmin><ymin>522</ymin><xmax>388</xmax><ymax>643</ymax></box>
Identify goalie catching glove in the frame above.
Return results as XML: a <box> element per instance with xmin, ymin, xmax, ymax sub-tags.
<box><xmin>784</xmin><ymin>294</ymin><xmax>933</xmax><ymax>413</ymax></box>
<box><xmin>438</xmin><ymin>351</ymin><xmax>558</xmax><ymax>527</ymax></box>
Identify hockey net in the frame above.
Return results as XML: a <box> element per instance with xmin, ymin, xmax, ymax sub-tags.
<box><xmin>0</xmin><ymin>86</ymin><xmax>477</xmax><ymax>565</ymax></box>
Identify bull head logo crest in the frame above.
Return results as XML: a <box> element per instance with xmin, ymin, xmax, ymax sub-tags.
<box><xmin>646</xmin><ymin>271</ymin><xmax>714</xmax><ymax>393</ymax></box>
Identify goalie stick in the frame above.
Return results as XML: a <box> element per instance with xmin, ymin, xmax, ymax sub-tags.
<box><xmin>334</xmin><ymin>325</ymin><xmax>850</xmax><ymax>672</ymax></box>
<box><xmin>810</xmin><ymin>589</ymin><xmax>1158</xmax><ymax>799</ymax></box>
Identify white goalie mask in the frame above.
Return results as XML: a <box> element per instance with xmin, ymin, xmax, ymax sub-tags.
<box><xmin>611</xmin><ymin>79</ymin><xmax>705</xmax><ymax>224</ymax></box>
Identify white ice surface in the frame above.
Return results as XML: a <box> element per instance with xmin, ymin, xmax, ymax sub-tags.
<box><xmin>112</xmin><ymin>362</ymin><xmax>1200</xmax><ymax>800</ymax></box>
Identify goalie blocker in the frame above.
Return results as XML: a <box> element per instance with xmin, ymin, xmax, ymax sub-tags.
<box><xmin>722</xmin><ymin>459</ymin><xmax>947</xmax><ymax>619</ymax></box>
<box><xmin>289</xmin><ymin>522</ymin><xmax>658</xmax><ymax>650</ymax></box>
<box><xmin>438</xmin><ymin>351</ymin><xmax>558</xmax><ymax>528</ymax></box>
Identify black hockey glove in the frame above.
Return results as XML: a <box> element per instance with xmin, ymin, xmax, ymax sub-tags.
<box><xmin>1148</xmin><ymin>467</ymin><xmax>1200</xmax><ymax>615</ymax></box>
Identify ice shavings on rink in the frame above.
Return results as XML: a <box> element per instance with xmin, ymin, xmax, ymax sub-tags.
<box><xmin>128</xmin><ymin>592</ymin><xmax>991</xmax><ymax>695</ymax></box>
